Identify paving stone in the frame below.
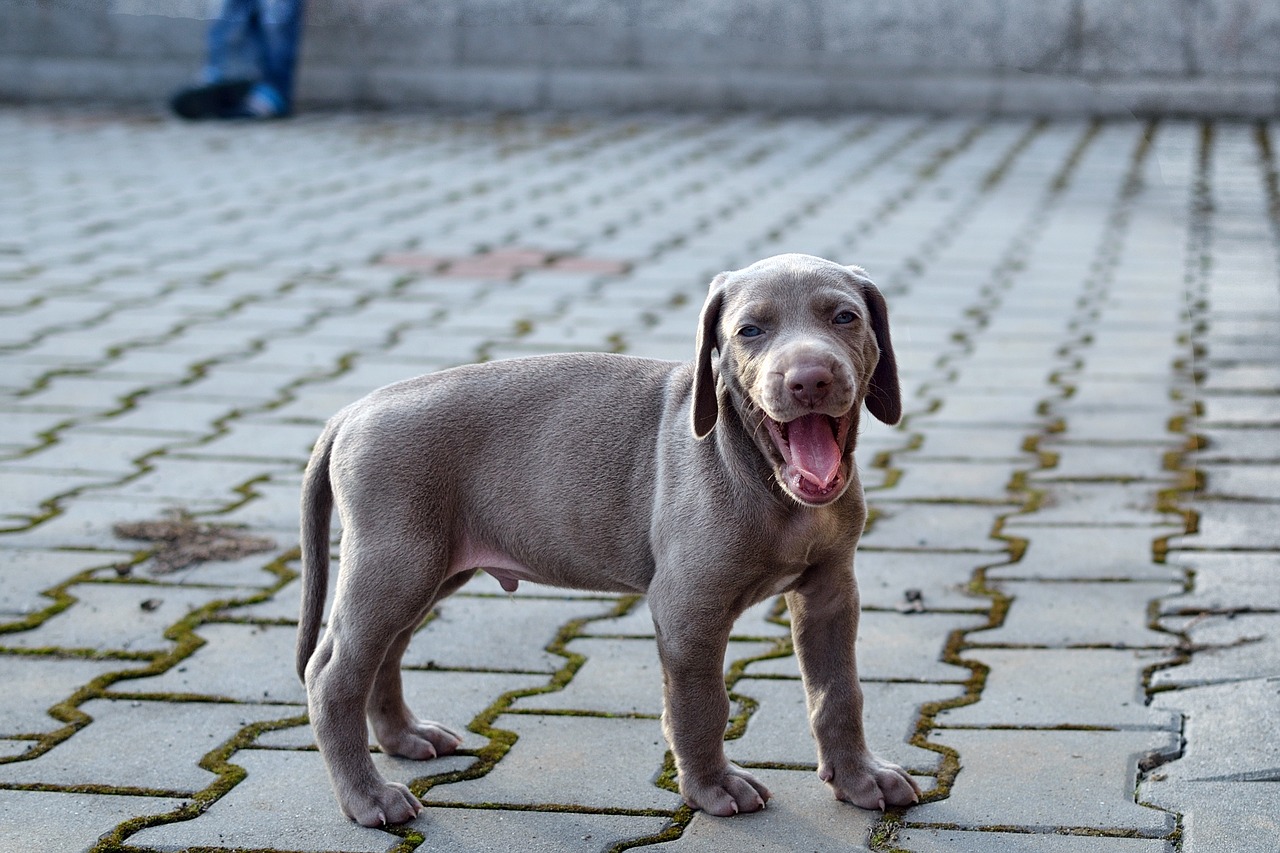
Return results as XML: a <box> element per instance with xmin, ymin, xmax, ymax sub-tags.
<box><xmin>0</xmin><ymin>547</ymin><xmax>131</xmax><ymax>618</ymax></box>
<box><xmin>726</xmin><ymin>678</ymin><xmax>956</xmax><ymax>772</ymax></box>
<box><xmin>119</xmin><ymin>622</ymin><xmax>307</xmax><ymax>704</ymax></box>
<box><xmin>0</xmin><ymin>468</ymin><xmax>117</xmax><ymax>523</ymax></box>
<box><xmin>4</xmin><ymin>428</ymin><xmax>170</xmax><ymax>477</ymax></box>
<box><xmin>124</xmin><ymin>748</ymin><xmax>452</xmax><ymax>853</ymax></box>
<box><xmin>425</xmin><ymin>713</ymin><xmax>681</xmax><ymax>812</ymax></box>
<box><xmin>402</xmin><ymin>594</ymin><xmax>626</xmax><ymax>673</ymax></box>
<box><xmin>106</xmin><ymin>456</ymin><xmax>294</xmax><ymax>505</ymax></box>
<box><xmin>652</xmin><ymin>767</ymin><xmax>879</xmax><ymax>852</ymax></box>
<box><xmin>906</xmin><ymin>424</ymin><xmax>1040</xmax><ymax>462</ymax></box>
<box><xmin>0</xmin><ymin>654</ymin><xmax>139</xmax><ymax>736</ymax></box>
<box><xmin>0</xmin><ymin>789</ymin><xmax>188</xmax><ymax>853</ymax></box>
<box><xmin>1</xmin><ymin>581</ymin><xmax>262</xmax><ymax>655</ymax></box>
<box><xmin>972</xmin><ymin>581</ymin><xmax>1179</xmax><ymax>648</ymax></box>
<box><xmin>1139</xmin><ymin>781</ymin><xmax>1280</xmax><ymax>853</ymax></box>
<box><xmin>1145</xmin><ymin>678</ymin><xmax>1280</xmax><ymax>784</ymax></box>
<box><xmin>855</xmin><ymin>551</ymin><xmax>990</xmax><ymax>612</ymax></box>
<box><xmin>896</xmin><ymin>828</ymin><xmax>1173</xmax><ymax>852</ymax></box>
<box><xmin>872</xmin><ymin>461</ymin><xmax>1022</xmax><ymax>502</ymax></box>
<box><xmin>747</xmin><ymin>611</ymin><xmax>984</xmax><ymax>682</ymax></box>
<box><xmin>860</xmin><ymin>504</ymin><xmax>1011</xmax><ymax>552</ymax></box>
<box><xmin>1150</xmin><ymin>613</ymin><xmax>1280</xmax><ymax>687</ymax></box>
<box><xmin>1157</xmin><ymin>552</ymin><xmax>1280</xmax><ymax>613</ymax></box>
<box><xmin>987</xmin><ymin>525</ymin><xmax>1184</xmax><ymax>581</ymax></box>
<box><xmin>1170</xmin><ymin>502</ymin><xmax>1280</xmax><ymax>550</ymax></box>
<box><xmin>1199</xmin><ymin>396</ymin><xmax>1280</xmax><ymax>427</ymax></box>
<box><xmin>1003</xmin><ymin>483</ymin><xmax>1182</xmax><ymax>527</ymax></box>
<box><xmin>936</xmin><ymin>648</ymin><xmax>1176</xmax><ymax>729</ymax></box>
<box><xmin>514</xmin><ymin>636</ymin><xmax>775</xmax><ymax>716</ymax></box>
<box><xmin>1193</xmin><ymin>427</ymin><xmax>1280</xmax><ymax>464</ymax></box>
<box><xmin>173</xmin><ymin>421</ymin><xmax>320</xmax><ymax>464</ymax></box>
<box><xmin>412</xmin><ymin>806</ymin><xmax>672</xmax><ymax>853</ymax></box>
<box><xmin>907</xmin><ymin>729</ymin><xmax>1177</xmax><ymax>833</ymax></box>
<box><xmin>0</xmin><ymin>698</ymin><xmax>287</xmax><ymax>792</ymax></box>
<box><xmin>1029</xmin><ymin>444</ymin><xmax>1180</xmax><ymax>483</ymax></box>
<box><xmin>1198</xmin><ymin>464</ymin><xmax>1280</xmax><ymax>500</ymax></box>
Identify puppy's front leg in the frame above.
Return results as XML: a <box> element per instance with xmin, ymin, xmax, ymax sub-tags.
<box><xmin>649</xmin><ymin>594</ymin><xmax>771</xmax><ymax>816</ymax></box>
<box><xmin>786</xmin><ymin>562</ymin><xmax>921</xmax><ymax>810</ymax></box>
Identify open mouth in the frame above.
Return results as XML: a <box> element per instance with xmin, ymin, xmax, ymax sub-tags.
<box><xmin>763</xmin><ymin>412</ymin><xmax>853</xmax><ymax>505</ymax></box>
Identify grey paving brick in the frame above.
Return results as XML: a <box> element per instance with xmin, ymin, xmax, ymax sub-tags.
<box><xmin>1199</xmin><ymin>395</ymin><xmax>1280</xmax><ymax>427</ymax></box>
<box><xmin>1157</xmin><ymin>552</ymin><xmax>1280</xmax><ymax>613</ymax></box>
<box><xmin>1146</xmin><ymin>678</ymin><xmax>1280</xmax><ymax>784</ymax></box>
<box><xmin>0</xmin><ymin>698</ymin><xmax>287</xmax><ymax>792</ymax></box>
<box><xmin>906</xmin><ymin>424</ymin><xmax>1041</xmax><ymax>463</ymax></box>
<box><xmin>0</xmin><ymin>789</ymin><xmax>188</xmax><ymax>853</ymax></box>
<box><xmin>1151</xmin><ymin>613</ymin><xmax>1280</xmax><ymax>687</ymax></box>
<box><xmin>514</xmin><ymin>637</ymin><xmax>775</xmax><ymax>716</ymax></box>
<box><xmin>0</xmin><ymin>654</ymin><xmax>138</xmax><ymax>736</ymax></box>
<box><xmin>1198</xmin><ymin>464</ymin><xmax>1280</xmax><ymax>500</ymax></box>
<box><xmin>1</xmin><ymin>581</ymin><xmax>261</xmax><ymax>654</ymax></box>
<box><xmin>1140</xmin><ymin>781</ymin><xmax>1280</xmax><ymax>853</ymax></box>
<box><xmin>1003</xmin><ymin>484</ymin><xmax>1183</xmax><ymax>527</ymax></box>
<box><xmin>987</xmin><ymin>525</ymin><xmax>1184</xmax><ymax>581</ymax></box>
<box><xmin>124</xmin><ymin>748</ymin><xmax>448</xmax><ymax>853</ymax></box>
<box><xmin>854</xmin><ymin>551</ymin><xmax>990</xmax><ymax>612</ymax></box>
<box><xmin>412</xmin><ymin>807</ymin><xmax>672</xmax><ymax>853</ymax></box>
<box><xmin>0</xmin><ymin>547</ymin><xmax>131</xmax><ymax>618</ymax></box>
<box><xmin>872</xmin><ymin>461</ymin><xmax>1022</xmax><ymax>502</ymax></box>
<box><xmin>860</xmin><ymin>504</ymin><xmax>1010</xmax><ymax>552</ymax></box>
<box><xmin>1171</xmin><ymin>502</ymin><xmax>1280</xmax><ymax>550</ymax></box>
<box><xmin>120</xmin><ymin>622</ymin><xmax>307</xmax><ymax>704</ymax></box>
<box><xmin>972</xmin><ymin>581</ymin><xmax>1179</xmax><ymax>648</ymax></box>
<box><xmin>425</xmin><ymin>713</ymin><xmax>681</xmax><ymax>812</ymax></box>
<box><xmin>1030</xmin><ymin>444</ymin><xmax>1181</xmax><ymax>483</ymax></box>
<box><xmin>936</xmin><ymin>648</ymin><xmax>1176</xmax><ymax>729</ymax></box>
<box><xmin>747</xmin><ymin>611</ymin><xmax>985</xmax><ymax>682</ymax></box>
<box><xmin>1193</xmin><ymin>427</ymin><xmax>1280</xmax><ymax>463</ymax></box>
<box><xmin>896</xmin><ymin>828</ymin><xmax>1173</xmax><ymax>852</ymax></box>
<box><xmin>726</xmin><ymin>678</ymin><xmax>956</xmax><ymax>772</ymax></box>
<box><xmin>908</xmin><ymin>729</ymin><xmax>1177</xmax><ymax>833</ymax></box>
<box><xmin>402</xmin><ymin>594</ymin><xmax>626</xmax><ymax>673</ymax></box>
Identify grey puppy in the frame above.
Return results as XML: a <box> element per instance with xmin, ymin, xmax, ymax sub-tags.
<box><xmin>297</xmin><ymin>253</ymin><xmax>921</xmax><ymax>826</ymax></box>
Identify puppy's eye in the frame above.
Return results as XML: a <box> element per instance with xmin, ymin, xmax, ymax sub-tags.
<box><xmin>833</xmin><ymin>311</ymin><xmax>857</xmax><ymax>325</ymax></box>
<box><xmin>738</xmin><ymin>325</ymin><xmax>765</xmax><ymax>338</ymax></box>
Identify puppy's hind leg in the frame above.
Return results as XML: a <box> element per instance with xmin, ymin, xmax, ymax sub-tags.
<box><xmin>366</xmin><ymin>571</ymin><xmax>472</xmax><ymax>761</ymax></box>
<box><xmin>306</xmin><ymin>537</ymin><xmax>445</xmax><ymax>827</ymax></box>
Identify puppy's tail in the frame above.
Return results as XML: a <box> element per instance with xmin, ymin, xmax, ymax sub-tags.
<box><xmin>296</xmin><ymin>419</ymin><xmax>337</xmax><ymax>684</ymax></box>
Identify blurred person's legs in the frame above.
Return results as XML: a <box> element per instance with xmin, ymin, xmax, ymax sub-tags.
<box><xmin>171</xmin><ymin>0</ymin><xmax>305</xmax><ymax>120</ymax></box>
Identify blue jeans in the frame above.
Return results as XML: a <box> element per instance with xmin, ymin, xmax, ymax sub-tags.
<box><xmin>202</xmin><ymin>0</ymin><xmax>304</xmax><ymax>112</ymax></box>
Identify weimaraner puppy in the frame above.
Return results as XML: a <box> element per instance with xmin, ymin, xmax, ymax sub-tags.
<box><xmin>297</xmin><ymin>252</ymin><xmax>921</xmax><ymax>826</ymax></box>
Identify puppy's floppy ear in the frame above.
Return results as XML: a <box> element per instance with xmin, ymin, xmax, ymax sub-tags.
<box><xmin>691</xmin><ymin>274</ymin><xmax>727</xmax><ymax>439</ymax></box>
<box><xmin>858</xmin><ymin>276</ymin><xmax>902</xmax><ymax>425</ymax></box>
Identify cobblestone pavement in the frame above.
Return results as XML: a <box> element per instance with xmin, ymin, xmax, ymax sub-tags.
<box><xmin>1</xmin><ymin>107</ymin><xmax>1277</xmax><ymax>853</ymax></box>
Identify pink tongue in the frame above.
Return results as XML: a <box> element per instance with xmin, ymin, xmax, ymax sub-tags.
<box><xmin>787</xmin><ymin>414</ymin><xmax>842</xmax><ymax>487</ymax></box>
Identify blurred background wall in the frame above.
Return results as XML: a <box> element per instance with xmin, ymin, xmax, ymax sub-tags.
<box><xmin>3</xmin><ymin>0</ymin><xmax>1278</xmax><ymax>115</ymax></box>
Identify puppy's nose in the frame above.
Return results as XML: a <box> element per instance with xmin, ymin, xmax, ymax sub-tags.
<box><xmin>787</xmin><ymin>364</ymin><xmax>834</xmax><ymax>408</ymax></box>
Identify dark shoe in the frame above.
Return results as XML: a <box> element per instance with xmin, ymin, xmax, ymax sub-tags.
<box><xmin>170</xmin><ymin>79</ymin><xmax>254</xmax><ymax>120</ymax></box>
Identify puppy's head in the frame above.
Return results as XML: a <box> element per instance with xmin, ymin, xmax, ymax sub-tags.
<box><xmin>692</xmin><ymin>254</ymin><xmax>900</xmax><ymax>507</ymax></box>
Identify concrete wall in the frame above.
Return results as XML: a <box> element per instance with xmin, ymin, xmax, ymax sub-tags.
<box><xmin>3</xmin><ymin>0</ymin><xmax>1279</xmax><ymax>115</ymax></box>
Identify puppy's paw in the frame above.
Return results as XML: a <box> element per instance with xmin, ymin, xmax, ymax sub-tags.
<box><xmin>819</xmin><ymin>753</ymin><xmax>920</xmax><ymax>811</ymax></box>
<box><xmin>680</xmin><ymin>764</ymin><xmax>772</xmax><ymax>816</ymax></box>
<box><xmin>375</xmin><ymin>719</ymin><xmax>463</xmax><ymax>761</ymax></box>
<box><xmin>341</xmin><ymin>781</ymin><xmax>423</xmax><ymax>827</ymax></box>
